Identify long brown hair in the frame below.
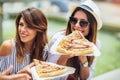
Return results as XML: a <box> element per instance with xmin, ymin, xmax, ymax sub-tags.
<box><xmin>15</xmin><ymin>7</ymin><xmax>48</xmax><ymax>63</ymax></box>
<box><xmin>66</xmin><ymin>7</ymin><xmax>97</xmax><ymax>79</ymax></box>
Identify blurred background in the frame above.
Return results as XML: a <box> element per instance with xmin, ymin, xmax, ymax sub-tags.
<box><xmin>0</xmin><ymin>0</ymin><xmax>120</xmax><ymax>80</ymax></box>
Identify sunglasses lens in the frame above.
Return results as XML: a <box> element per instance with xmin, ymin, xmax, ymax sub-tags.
<box><xmin>70</xmin><ymin>17</ymin><xmax>77</xmax><ymax>25</ymax></box>
<box><xmin>70</xmin><ymin>17</ymin><xmax>89</xmax><ymax>28</ymax></box>
<box><xmin>80</xmin><ymin>20</ymin><xmax>89</xmax><ymax>27</ymax></box>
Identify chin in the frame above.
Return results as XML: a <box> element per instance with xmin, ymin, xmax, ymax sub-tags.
<box><xmin>21</xmin><ymin>39</ymin><xmax>27</xmax><ymax>43</ymax></box>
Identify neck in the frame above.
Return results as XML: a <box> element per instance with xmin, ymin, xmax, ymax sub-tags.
<box><xmin>24</xmin><ymin>42</ymin><xmax>34</xmax><ymax>53</ymax></box>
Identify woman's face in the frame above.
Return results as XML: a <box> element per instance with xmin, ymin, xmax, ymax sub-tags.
<box><xmin>70</xmin><ymin>10</ymin><xmax>90</xmax><ymax>36</ymax></box>
<box><xmin>18</xmin><ymin>17</ymin><xmax>37</xmax><ymax>44</ymax></box>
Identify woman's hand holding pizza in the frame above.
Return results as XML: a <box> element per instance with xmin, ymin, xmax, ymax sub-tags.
<box><xmin>78</xmin><ymin>56</ymin><xmax>88</xmax><ymax>64</ymax></box>
<box><xmin>0</xmin><ymin>66</ymin><xmax>31</xmax><ymax>80</ymax></box>
<box><xmin>57</xmin><ymin>54</ymin><xmax>75</xmax><ymax>65</ymax></box>
<box><xmin>17</xmin><ymin>62</ymin><xmax>34</xmax><ymax>77</ymax></box>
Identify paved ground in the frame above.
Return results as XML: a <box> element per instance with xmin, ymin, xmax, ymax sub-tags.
<box><xmin>92</xmin><ymin>68</ymin><xmax>120</xmax><ymax>80</ymax></box>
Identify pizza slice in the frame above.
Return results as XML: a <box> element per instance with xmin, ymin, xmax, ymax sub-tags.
<box><xmin>33</xmin><ymin>59</ymin><xmax>68</xmax><ymax>77</ymax></box>
<box><xmin>56</xmin><ymin>30</ymin><xmax>94</xmax><ymax>55</ymax></box>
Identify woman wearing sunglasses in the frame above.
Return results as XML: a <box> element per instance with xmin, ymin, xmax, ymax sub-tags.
<box><xmin>48</xmin><ymin>0</ymin><xmax>102</xmax><ymax>80</ymax></box>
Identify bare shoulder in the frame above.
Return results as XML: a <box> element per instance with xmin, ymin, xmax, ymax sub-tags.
<box><xmin>0</xmin><ymin>39</ymin><xmax>13</xmax><ymax>56</ymax></box>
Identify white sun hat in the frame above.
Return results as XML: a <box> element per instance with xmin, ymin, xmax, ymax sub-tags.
<box><xmin>79</xmin><ymin>0</ymin><xmax>102</xmax><ymax>30</ymax></box>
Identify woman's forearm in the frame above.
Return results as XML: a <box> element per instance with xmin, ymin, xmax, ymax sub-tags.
<box><xmin>57</xmin><ymin>56</ymin><xmax>68</xmax><ymax>65</ymax></box>
<box><xmin>57</xmin><ymin>54</ymin><xmax>74</xmax><ymax>65</ymax></box>
<box><xmin>79</xmin><ymin>66</ymin><xmax>90</xmax><ymax>80</ymax></box>
<box><xmin>78</xmin><ymin>56</ymin><xmax>90</xmax><ymax>80</ymax></box>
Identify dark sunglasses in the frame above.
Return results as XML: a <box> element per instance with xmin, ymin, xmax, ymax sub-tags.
<box><xmin>69</xmin><ymin>17</ymin><xmax>90</xmax><ymax>28</ymax></box>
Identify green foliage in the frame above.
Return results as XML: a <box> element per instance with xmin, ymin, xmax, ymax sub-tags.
<box><xmin>93</xmin><ymin>30</ymin><xmax>120</xmax><ymax>77</ymax></box>
<box><xmin>3</xmin><ymin>19</ymin><xmax>15</xmax><ymax>41</ymax></box>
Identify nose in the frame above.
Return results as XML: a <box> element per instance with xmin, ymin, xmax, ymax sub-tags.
<box><xmin>75</xmin><ymin>20</ymin><xmax>79</xmax><ymax>26</ymax></box>
<box><xmin>75</xmin><ymin>21</ymin><xmax>82</xmax><ymax>30</ymax></box>
<box><xmin>20</xmin><ymin>26</ymin><xmax>27</xmax><ymax>32</ymax></box>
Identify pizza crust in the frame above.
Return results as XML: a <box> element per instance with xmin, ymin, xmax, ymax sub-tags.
<box><xmin>56</xmin><ymin>46</ymin><xmax>94</xmax><ymax>55</ymax></box>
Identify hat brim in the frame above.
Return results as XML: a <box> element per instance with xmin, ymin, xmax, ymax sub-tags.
<box><xmin>79</xmin><ymin>6</ymin><xmax>102</xmax><ymax>30</ymax></box>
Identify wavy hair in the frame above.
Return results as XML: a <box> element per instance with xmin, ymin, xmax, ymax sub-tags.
<box><xmin>15</xmin><ymin>7</ymin><xmax>48</xmax><ymax>63</ymax></box>
<box><xmin>66</xmin><ymin>7</ymin><xmax>97</xmax><ymax>79</ymax></box>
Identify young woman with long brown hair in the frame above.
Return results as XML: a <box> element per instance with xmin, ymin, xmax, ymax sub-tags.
<box><xmin>0</xmin><ymin>7</ymin><xmax>48</xmax><ymax>80</ymax></box>
<box><xmin>48</xmin><ymin>0</ymin><xmax>102</xmax><ymax>80</ymax></box>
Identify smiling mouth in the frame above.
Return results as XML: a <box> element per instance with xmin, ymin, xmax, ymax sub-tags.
<box><xmin>20</xmin><ymin>34</ymin><xmax>28</xmax><ymax>38</ymax></box>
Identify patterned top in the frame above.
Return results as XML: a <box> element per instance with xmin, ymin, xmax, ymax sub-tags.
<box><xmin>0</xmin><ymin>39</ymin><xmax>30</xmax><ymax>74</ymax></box>
<box><xmin>0</xmin><ymin>39</ymin><xmax>48</xmax><ymax>74</ymax></box>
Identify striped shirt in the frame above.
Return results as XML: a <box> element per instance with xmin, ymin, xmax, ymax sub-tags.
<box><xmin>0</xmin><ymin>39</ymin><xmax>48</xmax><ymax>74</ymax></box>
<box><xmin>0</xmin><ymin>39</ymin><xmax>30</xmax><ymax>74</ymax></box>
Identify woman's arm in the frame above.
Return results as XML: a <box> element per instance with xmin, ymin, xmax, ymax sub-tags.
<box><xmin>57</xmin><ymin>54</ymin><xmax>74</xmax><ymax>65</ymax></box>
<box><xmin>79</xmin><ymin>56</ymin><xmax>90</xmax><ymax>80</ymax></box>
<box><xmin>0</xmin><ymin>40</ymin><xmax>12</xmax><ymax>56</ymax></box>
<box><xmin>17</xmin><ymin>62</ymin><xmax>34</xmax><ymax>77</ymax></box>
<box><xmin>0</xmin><ymin>66</ymin><xmax>31</xmax><ymax>80</ymax></box>
<box><xmin>87</xmin><ymin>57</ymin><xmax>97</xmax><ymax>80</ymax></box>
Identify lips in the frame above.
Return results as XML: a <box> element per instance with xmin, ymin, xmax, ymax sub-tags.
<box><xmin>20</xmin><ymin>33</ymin><xmax>28</xmax><ymax>39</ymax></box>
